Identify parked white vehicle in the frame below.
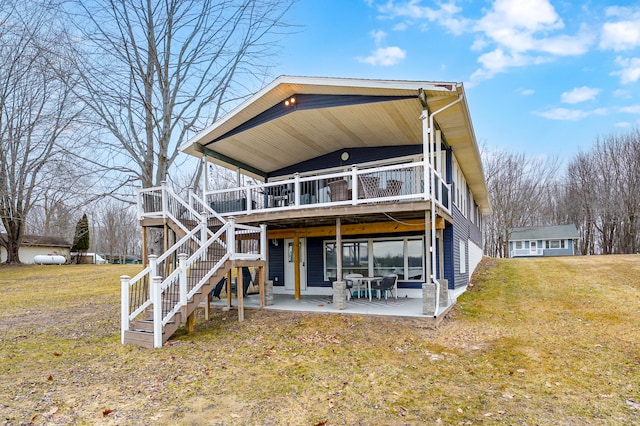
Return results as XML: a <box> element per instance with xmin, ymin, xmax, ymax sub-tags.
<box><xmin>71</xmin><ymin>252</ymin><xmax>108</xmax><ymax>264</ymax></box>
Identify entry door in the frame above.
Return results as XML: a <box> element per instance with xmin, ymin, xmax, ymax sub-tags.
<box><xmin>530</xmin><ymin>241</ymin><xmax>537</xmax><ymax>254</ymax></box>
<box><xmin>284</xmin><ymin>238</ymin><xmax>307</xmax><ymax>291</ymax></box>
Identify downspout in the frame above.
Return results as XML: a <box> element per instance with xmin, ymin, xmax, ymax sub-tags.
<box><xmin>420</xmin><ymin>88</ymin><xmax>465</xmax><ymax>316</ymax></box>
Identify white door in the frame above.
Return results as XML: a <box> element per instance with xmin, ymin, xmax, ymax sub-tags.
<box><xmin>530</xmin><ymin>240</ymin><xmax>537</xmax><ymax>254</ymax></box>
<box><xmin>284</xmin><ymin>238</ymin><xmax>307</xmax><ymax>291</ymax></box>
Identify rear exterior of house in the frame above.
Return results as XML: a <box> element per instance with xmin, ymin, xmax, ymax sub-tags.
<box><xmin>508</xmin><ymin>224</ymin><xmax>579</xmax><ymax>257</ymax></box>
<box><xmin>123</xmin><ymin>76</ymin><xmax>492</xmax><ymax>347</ymax></box>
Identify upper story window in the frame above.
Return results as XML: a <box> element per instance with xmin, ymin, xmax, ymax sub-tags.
<box><xmin>452</xmin><ymin>157</ymin><xmax>468</xmax><ymax>216</ymax></box>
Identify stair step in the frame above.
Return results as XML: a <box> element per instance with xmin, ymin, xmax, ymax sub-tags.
<box><xmin>123</xmin><ymin>330</ymin><xmax>155</xmax><ymax>349</ymax></box>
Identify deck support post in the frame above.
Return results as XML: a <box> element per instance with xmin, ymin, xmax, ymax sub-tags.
<box><xmin>152</xmin><ymin>276</ymin><xmax>163</xmax><ymax>348</ymax></box>
<box><xmin>186</xmin><ymin>311</ymin><xmax>195</xmax><ymax>333</ymax></box>
<box><xmin>120</xmin><ymin>275</ymin><xmax>131</xmax><ymax>344</ymax></box>
<box><xmin>178</xmin><ymin>253</ymin><xmax>188</xmax><ymax>318</ymax></box>
<box><xmin>226</xmin><ymin>269</ymin><xmax>233</xmax><ymax>309</ymax></box>
<box><xmin>237</xmin><ymin>266</ymin><xmax>245</xmax><ymax>321</ymax></box>
<box><xmin>336</xmin><ymin>218</ymin><xmax>342</xmax><ymax>282</ymax></box>
<box><xmin>294</xmin><ymin>235</ymin><xmax>301</xmax><ymax>300</ymax></box>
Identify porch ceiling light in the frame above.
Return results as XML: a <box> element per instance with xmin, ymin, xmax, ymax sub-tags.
<box><xmin>284</xmin><ymin>96</ymin><xmax>296</xmax><ymax>107</ymax></box>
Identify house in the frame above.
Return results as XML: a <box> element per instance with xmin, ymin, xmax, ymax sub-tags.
<box><xmin>508</xmin><ymin>224</ymin><xmax>579</xmax><ymax>257</ymax></box>
<box><xmin>123</xmin><ymin>76</ymin><xmax>492</xmax><ymax>348</ymax></box>
<box><xmin>0</xmin><ymin>234</ymin><xmax>71</xmax><ymax>264</ymax></box>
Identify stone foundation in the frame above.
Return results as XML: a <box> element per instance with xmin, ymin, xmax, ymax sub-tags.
<box><xmin>439</xmin><ymin>279</ymin><xmax>449</xmax><ymax>308</ymax></box>
<box><xmin>265</xmin><ymin>280</ymin><xmax>274</xmax><ymax>306</ymax></box>
<box><xmin>422</xmin><ymin>282</ymin><xmax>436</xmax><ymax>316</ymax></box>
<box><xmin>332</xmin><ymin>281</ymin><xmax>346</xmax><ymax>310</ymax></box>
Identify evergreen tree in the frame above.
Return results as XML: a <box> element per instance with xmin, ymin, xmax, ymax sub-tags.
<box><xmin>72</xmin><ymin>213</ymin><xmax>90</xmax><ymax>255</ymax></box>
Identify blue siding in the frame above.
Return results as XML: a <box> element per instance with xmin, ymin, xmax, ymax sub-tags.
<box><xmin>307</xmin><ymin>237</ymin><xmax>330</xmax><ymax>287</ymax></box>
<box><xmin>269</xmin><ymin>145</ymin><xmax>422</xmax><ymax>178</ymax></box>
<box><xmin>268</xmin><ymin>239</ymin><xmax>285</xmax><ymax>286</ymax></box>
<box><xmin>443</xmin><ymin>223</ymin><xmax>454</xmax><ymax>289</ymax></box>
<box><xmin>451</xmin><ymin>205</ymin><xmax>471</xmax><ymax>289</ymax></box>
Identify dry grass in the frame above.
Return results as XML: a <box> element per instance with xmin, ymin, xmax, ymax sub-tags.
<box><xmin>1</xmin><ymin>256</ymin><xmax>639</xmax><ymax>425</ymax></box>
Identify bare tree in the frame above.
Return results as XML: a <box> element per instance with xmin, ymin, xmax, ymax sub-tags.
<box><xmin>68</xmin><ymin>0</ymin><xmax>295</xmax><ymax>192</ymax></box>
<box><xmin>0</xmin><ymin>2</ymin><xmax>83</xmax><ymax>263</ymax></box>
<box><xmin>94</xmin><ymin>200</ymin><xmax>140</xmax><ymax>263</ymax></box>
<box><xmin>564</xmin><ymin>130</ymin><xmax>640</xmax><ymax>255</ymax></box>
<box><xmin>482</xmin><ymin>150</ymin><xmax>560</xmax><ymax>257</ymax></box>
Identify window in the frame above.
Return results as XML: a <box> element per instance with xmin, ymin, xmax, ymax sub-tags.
<box><xmin>515</xmin><ymin>241</ymin><xmax>523</xmax><ymax>250</ymax></box>
<box><xmin>459</xmin><ymin>240</ymin><xmax>466</xmax><ymax>273</ymax></box>
<box><xmin>324</xmin><ymin>237</ymin><xmax>424</xmax><ymax>281</ymax></box>
<box><xmin>549</xmin><ymin>240</ymin><xmax>561</xmax><ymax>249</ymax></box>
<box><xmin>324</xmin><ymin>240</ymin><xmax>368</xmax><ymax>280</ymax></box>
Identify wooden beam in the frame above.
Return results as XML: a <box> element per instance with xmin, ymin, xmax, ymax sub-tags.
<box><xmin>141</xmin><ymin>226</ymin><xmax>148</xmax><ymax>266</ymax></box>
<box><xmin>336</xmin><ymin>218</ymin><xmax>342</xmax><ymax>282</ymax></box>
<box><xmin>267</xmin><ymin>217</ymin><xmax>444</xmax><ymax>240</ymax></box>
<box><xmin>237</xmin><ymin>267</ymin><xmax>244</xmax><ymax>322</ymax></box>
<box><xmin>226</xmin><ymin>269</ymin><xmax>232</xmax><ymax>309</ymax></box>
<box><xmin>259</xmin><ymin>265</ymin><xmax>265</xmax><ymax>308</ymax></box>
<box><xmin>294</xmin><ymin>235</ymin><xmax>300</xmax><ymax>300</ymax></box>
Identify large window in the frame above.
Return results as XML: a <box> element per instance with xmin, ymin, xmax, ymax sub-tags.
<box><xmin>324</xmin><ymin>237</ymin><xmax>424</xmax><ymax>281</ymax></box>
<box><xmin>546</xmin><ymin>240</ymin><xmax>566</xmax><ymax>249</ymax></box>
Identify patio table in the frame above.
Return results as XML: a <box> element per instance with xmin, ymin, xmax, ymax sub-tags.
<box><xmin>358</xmin><ymin>277</ymin><xmax>382</xmax><ymax>302</ymax></box>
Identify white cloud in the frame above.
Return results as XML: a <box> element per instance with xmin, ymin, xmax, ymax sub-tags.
<box><xmin>393</xmin><ymin>22</ymin><xmax>408</xmax><ymax>31</ymax></box>
<box><xmin>376</xmin><ymin>0</ymin><xmax>471</xmax><ymax>35</ymax></box>
<box><xmin>560</xmin><ymin>86</ymin><xmax>600</xmax><ymax>104</ymax></box>
<box><xmin>620</xmin><ymin>105</ymin><xmax>640</xmax><ymax>114</ymax></box>
<box><xmin>370</xmin><ymin>29</ymin><xmax>387</xmax><ymax>45</ymax></box>
<box><xmin>358</xmin><ymin>46</ymin><xmax>407</xmax><ymax>66</ymax></box>
<box><xmin>519</xmin><ymin>88</ymin><xmax>535</xmax><ymax>95</ymax></box>
<box><xmin>600</xmin><ymin>8</ymin><xmax>640</xmax><ymax>51</ymax></box>
<box><xmin>616</xmin><ymin>122</ymin><xmax>632</xmax><ymax>128</ymax></box>
<box><xmin>533</xmin><ymin>107</ymin><xmax>607</xmax><ymax>121</ymax></box>
<box><xmin>469</xmin><ymin>48</ymin><xmax>550</xmax><ymax>84</ymax></box>
<box><xmin>469</xmin><ymin>0</ymin><xmax>593</xmax><ymax>83</ymax></box>
<box><xmin>611</xmin><ymin>57</ymin><xmax>640</xmax><ymax>84</ymax></box>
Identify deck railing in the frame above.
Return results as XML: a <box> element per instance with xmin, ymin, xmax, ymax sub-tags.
<box><xmin>204</xmin><ymin>160</ymin><xmax>450</xmax><ymax>216</ymax></box>
<box><xmin>125</xmin><ymin>184</ymin><xmax>266</xmax><ymax>347</ymax></box>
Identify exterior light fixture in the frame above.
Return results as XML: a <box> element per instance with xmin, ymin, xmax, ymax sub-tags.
<box><xmin>284</xmin><ymin>96</ymin><xmax>296</xmax><ymax>107</ymax></box>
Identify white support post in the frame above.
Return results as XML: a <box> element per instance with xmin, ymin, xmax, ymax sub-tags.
<box><xmin>227</xmin><ymin>217</ymin><xmax>236</xmax><ymax>259</ymax></box>
<box><xmin>160</xmin><ymin>180</ymin><xmax>168</xmax><ymax>218</ymax></box>
<box><xmin>136</xmin><ymin>188</ymin><xmax>143</xmax><ymax>219</ymax></box>
<box><xmin>152</xmin><ymin>276</ymin><xmax>163</xmax><ymax>349</ymax></box>
<box><xmin>178</xmin><ymin>253</ymin><xmax>188</xmax><ymax>313</ymax></box>
<box><xmin>294</xmin><ymin>173</ymin><xmax>300</xmax><ymax>207</ymax></box>
<box><xmin>120</xmin><ymin>275</ymin><xmax>130</xmax><ymax>344</ymax></box>
<box><xmin>148</xmin><ymin>254</ymin><xmax>158</xmax><ymax>278</ymax></box>
<box><xmin>200</xmin><ymin>212</ymin><xmax>208</xmax><ymax>260</ymax></box>
<box><xmin>202</xmin><ymin>155</ymin><xmax>207</xmax><ymax>201</ymax></box>
<box><xmin>436</xmin><ymin>130</ymin><xmax>443</xmax><ymax>204</ymax></box>
<box><xmin>350</xmin><ymin>166</ymin><xmax>358</xmax><ymax>204</ymax></box>
<box><xmin>260</xmin><ymin>224</ymin><xmax>267</xmax><ymax>261</ymax></box>
<box><xmin>246</xmin><ymin>186</ymin><xmax>253</xmax><ymax>213</ymax></box>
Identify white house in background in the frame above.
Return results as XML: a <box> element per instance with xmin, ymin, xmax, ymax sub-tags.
<box><xmin>0</xmin><ymin>234</ymin><xmax>71</xmax><ymax>264</ymax></box>
<box><xmin>508</xmin><ymin>224</ymin><xmax>579</xmax><ymax>258</ymax></box>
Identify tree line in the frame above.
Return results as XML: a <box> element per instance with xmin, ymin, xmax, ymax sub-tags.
<box><xmin>483</xmin><ymin>128</ymin><xmax>640</xmax><ymax>257</ymax></box>
<box><xmin>0</xmin><ymin>0</ymin><xmax>294</xmax><ymax>263</ymax></box>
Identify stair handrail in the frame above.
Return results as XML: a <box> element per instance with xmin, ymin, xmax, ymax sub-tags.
<box><xmin>121</xmin><ymin>221</ymin><xmax>217</xmax><ymax>341</ymax></box>
<box><xmin>156</xmin><ymin>225</ymin><xmax>232</xmax><ymax>332</ymax></box>
<box><xmin>188</xmin><ymin>189</ymin><xmax>226</xmax><ymax>224</ymax></box>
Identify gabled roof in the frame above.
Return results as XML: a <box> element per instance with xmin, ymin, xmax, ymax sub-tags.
<box><xmin>181</xmin><ymin>75</ymin><xmax>491</xmax><ymax>214</ymax></box>
<box><xmin>0</xmin><ymin>234</ymin><xmax>71</xmax><ymax>248</ymax></box>
<box><xmin>509</xmin><ymin>225</ymin><xmax>579</xmax><ymax>241</ymax></box>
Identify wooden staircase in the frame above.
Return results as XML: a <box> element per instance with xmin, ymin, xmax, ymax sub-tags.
<box><xmin>123</xmin><ymin>260</ymin><xmax>232</xmax><ymax>348</ymax></box>
<box><xmin>122</xmin><ymin>184</ymin><xmax>266</xmax><ymax>349</ymax></box>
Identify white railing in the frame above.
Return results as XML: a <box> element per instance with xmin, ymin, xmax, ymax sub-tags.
<box><xmin>124</xmin><ymin>184</ymin><xmax>267</xmax><ymax>348</ymax></box>
<box><xmin>204</xmin><ymin>160</ymin><xmax>451</xmax><ymax>216</ymax></box>
<box><xmin>510</xmin><ymin>248</ymin><xmax>544</xmax><ymax>257</ymax></box>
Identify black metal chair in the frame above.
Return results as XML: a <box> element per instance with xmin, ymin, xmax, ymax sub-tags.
<box><xmin>370</xmin><ymin>274</ymin><xmax>398</xmax><ymax>302</ymax></box>
<box><xmin>344</xmin><ymin>273</ymin><xmax>363</xmax><ymax>300</ymax></box>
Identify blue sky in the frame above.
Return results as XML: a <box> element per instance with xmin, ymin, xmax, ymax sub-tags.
<box><xmin>273</xmin><ymin>0</ymin><xmax>640</xmax><ymax>161</ymax></box>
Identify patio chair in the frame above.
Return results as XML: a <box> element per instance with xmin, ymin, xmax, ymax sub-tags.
<box><xmin>357</xmin><ymin>175</ymin><xmax>380</xmax><ymax>199</ymax></box>
<box><xmin>344</xmin><ymin>273</ymin><xmax>363</xmax><ymax>300</ymax></box>
<box><xmin>328</xmin><ymin>179</ymin><xmax>349</xmax><ymax>201</ymax></box>
<box><xmin>370</xmin><ymin>274</ymin><xmax>398</xmax><ymax>302</ymax></box>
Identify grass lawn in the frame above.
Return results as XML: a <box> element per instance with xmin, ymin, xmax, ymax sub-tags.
<box><xmin>1</xmin><ymin>256</ymin><xmax>639</xmax><ymax>425</ymax></box>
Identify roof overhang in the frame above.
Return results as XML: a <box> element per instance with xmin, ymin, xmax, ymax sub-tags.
<box><xmin>181</xmin><ymin>75</ymin><xmax>491</xmax><ymax>214</ymax></box>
